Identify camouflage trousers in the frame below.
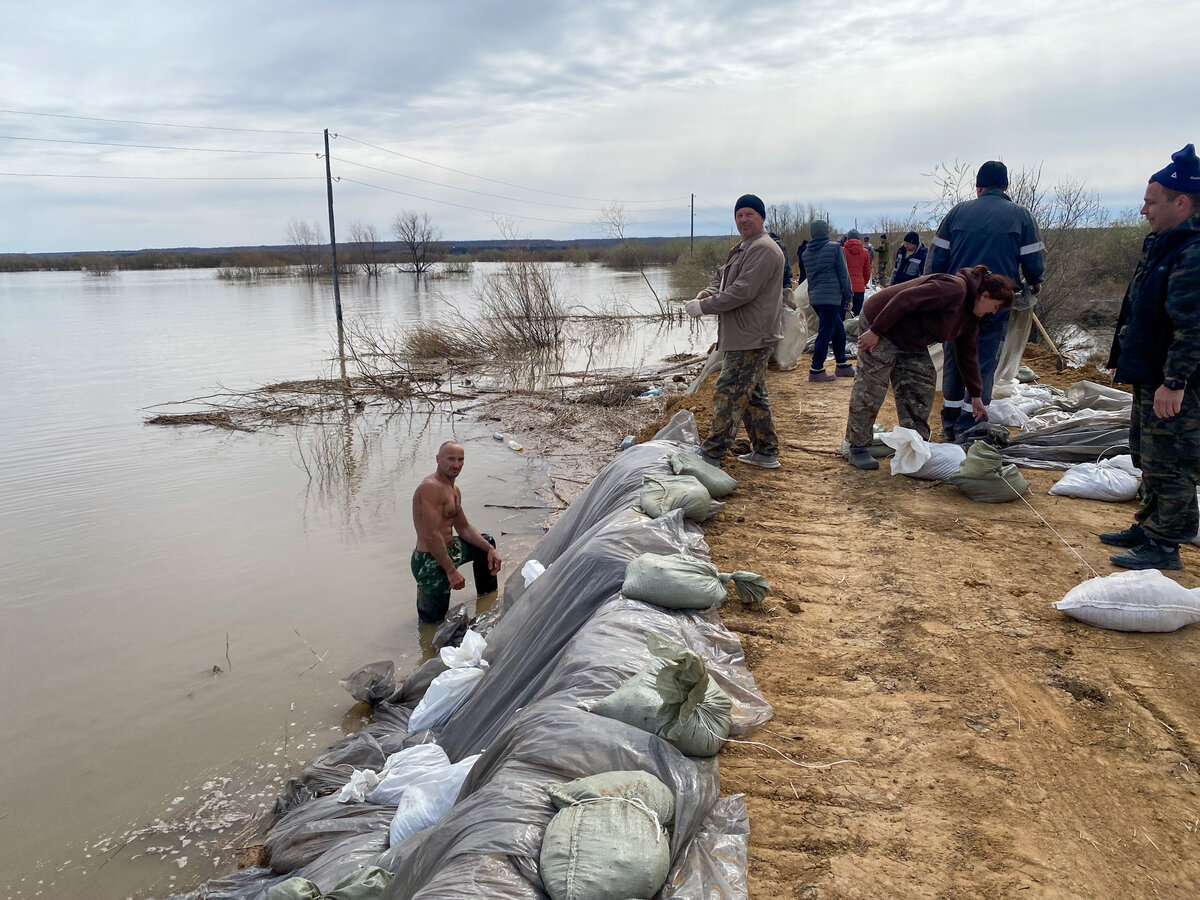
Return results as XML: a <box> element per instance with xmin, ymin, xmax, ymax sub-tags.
<box><xmin>1130</xmin><ymin>382</ymin><xmax>1200</xmax><ymax>544</ymax></box>
<box><xmin>844</xmin><ymin>334</ymin><xmax>935</xmax><ymax>447</ymax></box>
<box><xmin>701</xmin><ymin>347</ymin><xmax>778</xmax><ymax>461</ymax></box>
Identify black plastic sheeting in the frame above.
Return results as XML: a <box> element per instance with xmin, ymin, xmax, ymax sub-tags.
<box><xmin>163</xmin><ymin>412</ymin><xmax>763</xmax><ymax>900</ymax></box>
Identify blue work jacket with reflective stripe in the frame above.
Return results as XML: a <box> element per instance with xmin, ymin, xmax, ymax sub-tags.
<box><xmin>927</xmin><ymin>189</ymin><xmax>1045</xmax><ymax>289</ymax></box>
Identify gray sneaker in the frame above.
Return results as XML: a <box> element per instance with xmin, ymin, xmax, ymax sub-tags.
<box><xmin>736</xmin><ymin>451</ymin><xmax>781</xmax><ymax>469</ymax></box>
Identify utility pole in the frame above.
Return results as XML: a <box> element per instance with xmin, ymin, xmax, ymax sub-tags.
<box><xmin>323</xmin><ymin>129</ymin><xmax>347</xmax><ymax>382</ymax></box>
<box><xmin>690</xmin><ymin>193</ymin><xmax>695</xmax><ymax>253</ymax></box>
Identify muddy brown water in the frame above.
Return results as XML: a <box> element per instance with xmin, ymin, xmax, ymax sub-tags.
<box><xmin>0</xmin><ymin>264</ymin><xmax>702</xmax><ymax>899</ymax></box>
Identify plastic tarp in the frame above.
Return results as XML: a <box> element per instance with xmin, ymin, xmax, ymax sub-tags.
<box><xmin>376</xmin><ymin>705</ymin><xmax>720</xmax><ymax>900</ymax></box>
<box><xmin>264</xmin><ymin>796</ymin><xmax>395</xmax><ymax>874</ymax></box>
<box><xmin>437</xmin><ymin>506</ymin><xmax>706</xmax><ymax>760</ymax></box>
<box><xmin>500</xmin><ymin>422</ymin><xmax>698</xmax><ymax>611</ymax></box>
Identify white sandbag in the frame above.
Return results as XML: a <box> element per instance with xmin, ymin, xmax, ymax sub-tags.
<box><xmin>407</xmin><ymin>666</ymin><xmax>487</xmax><ymax>733</ymax></box>
<box><xmin>986</xmin><ymin>398</ymin><xmax>1029</xmax><ymax>428</ymax></box>
<box><xmin>622</xmin><ymin>552</ymin><xmax>769</xmax><ymax>609</ymax></box>
<box><xmin>337</xmin><ymin>768</ymin><xmax>383</xmax><ymax>804</ymax></box>
<box><xmin>881</xmin><ymin>426</ymin><xmax>966</xmax><ymax>479</ymax></box>
<box><xmin>387</xmin><ymin>753</ymin><xmax>481</xmax><ymax>846</ymax></box>
<box><xmin>369</xmin><ymin>744</ymin><xmax>451</xmax><ymax>805</ymax></box>
<box><xmin>772</xmin><ymin>307</ymin><xmax>808</xmax><ymax>372</ymax></box>
<box><xmin>1048</xmin><ymin>458</ymin><xmax>1141</xmax><ymax>502</ymax></box>
<box><xmin>640</xmin><ymin>474</ymin><xmax>720</xmax><ymax>522</ymax></box>
<box><xmin>669</xmin><ymin>451</ymin><xmax>739</xmax><ymax>498</ymax></box>
<box><xmin>1055</xmin><ymin>570</ymin><xmax>1200</xmax><ymax>632</ymax></box>
<box><xmin>439</xmin><ymin>628</ymin><xmax>487</xmax><ymax>669</ymax></box>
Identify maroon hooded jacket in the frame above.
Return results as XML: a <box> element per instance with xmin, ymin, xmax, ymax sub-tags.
<box><xmin>860</xmin><ymin>267</ymin><xmax>987</xmax><ymax>396</ymax></box>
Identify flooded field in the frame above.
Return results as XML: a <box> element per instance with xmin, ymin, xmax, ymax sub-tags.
<box><xmin>0</xmin><ymin>262</ymin><xmax>710</xmax><ymax>899</ymax></box>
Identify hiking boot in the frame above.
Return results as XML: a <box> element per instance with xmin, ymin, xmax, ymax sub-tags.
<box><xmin>1109</xmin><ymin>540</ymin><xmax>1182</xmax><ymax>571</ymax></box>
<box><xmin>736</xmin><ymin>451</ymin><xmax>781</xmax><ymax>469</ymax></box>
<box><xmin>699</xmin><ymin>452</ymin><xmax>724</xmax><ymax>469</ymax></box>
<box><xmin>848</xmin><ymin>446</ymin><xmax>879</xmax><ymax>470</ymax></box>
<box><xmin>1099</xmin><ymin>523</ymin><xmax>1146</xmax><ymax>548</ymax></box>
<box><xmin>835</xmin><ymin>363</ymin><xmax>856</xmax><ymax>377</ymax></box>
<box><xmin>809</xmin><ymin>369</ymin><xmax>836</xmax><ymax>383</ymax></box>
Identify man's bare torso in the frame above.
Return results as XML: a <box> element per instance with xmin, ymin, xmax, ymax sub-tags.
<box><xmin>413</xmin><ymin>474</ymin><xmax>461</xmax><ymax>552</ymax></box>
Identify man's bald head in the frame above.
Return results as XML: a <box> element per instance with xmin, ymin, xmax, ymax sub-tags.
<box><xmin>435</xmin><ymin>441</ymin><xmax>465</xmax><ymax>479</ymax></box>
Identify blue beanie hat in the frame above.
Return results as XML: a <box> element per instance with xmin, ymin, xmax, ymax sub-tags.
<box><xmin>1150</xmin><ymin>144</ymin><xmax>1200</xmax><ymax>193</ymax></box>
<box><xmin>734</xmin><ymin>194</ymin><xmax>766</xmax><ymax>220</ymax></box>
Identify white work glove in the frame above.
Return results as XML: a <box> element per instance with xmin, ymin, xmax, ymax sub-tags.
<box><xmin>684</xmin><ymin>299</ymin><xmax>704</xmax><ymax>318</ymax></box>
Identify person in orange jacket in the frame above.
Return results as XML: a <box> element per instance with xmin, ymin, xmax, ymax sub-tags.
<box><xmin>842</xmin><ymin>229</ymin><xmax>873</xmax><ymax>316</ymax></box>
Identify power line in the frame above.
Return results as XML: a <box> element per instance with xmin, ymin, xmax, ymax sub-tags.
<box><xmin>340</xmin><ymin>176</ymin><xmax>690</xmax><ymax>230</ymax></box>
<box><xmin>337</xmin><ymin>133</ymin><xmax>686</xmax><ymax>205</ymax></box>
<box><xmin>0</xmin><ymin>133</ymin><xmax>311</xmax><ymax>155</ymax></box>
<box><xmin>0</xmin><ymin>107</ymin><xmax>319</xmax><ymax>136</ymax></box>
<box><xmin>0</xmin><ymin>172</ymin><xmax>320</xmax><ymax>181</ymax></box>
<box><xmin>330</xmin><ymin>154</ymin><xmax>682</xmax><ymax>214</ymax></box>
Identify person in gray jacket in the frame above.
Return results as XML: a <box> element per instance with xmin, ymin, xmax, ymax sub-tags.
<box><xmin>801</xmin><ymin>220</ymin><xmax>855</xmax><ymax>382</ymax></box>
<box><xmin>686</xmin><ymin>194</ymin><xmax>785</xmax><ymax>469</ymax></box>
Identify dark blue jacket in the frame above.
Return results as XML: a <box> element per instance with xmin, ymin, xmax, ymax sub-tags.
<box><xmin>928</xmin><ymin>189</ymin><xmax>1045</xmax><ymax>288</ymax></box>
<box><xmin>891</xmin><ymin>242</ymin><xmax>927</xmax><ymax>285</ymax></box>
<box><xmin>769</xmin><ymin>232</ymin><xmax>792</xmax><ymax>288</ymax></box>
<box><xmin>1107</xmin><ymin>214</ymin><xmax>1200</xmax><ymax>386</ymax></box>
<box><xmin>802</xmin><ymin>236</ymin><xmax>852</xmax><ymax>307</ymax></box>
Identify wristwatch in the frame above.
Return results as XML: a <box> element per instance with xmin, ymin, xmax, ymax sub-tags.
<box><xmin>1163</xmin><ymin>377</ymin><xmax>1187</xmax><ymax>391</ymax></box>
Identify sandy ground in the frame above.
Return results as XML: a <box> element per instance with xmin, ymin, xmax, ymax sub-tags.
<box><xmin>655</xmin><ymin>347</ymin><xmax>1200</xmax><ymax>899</ymax></box>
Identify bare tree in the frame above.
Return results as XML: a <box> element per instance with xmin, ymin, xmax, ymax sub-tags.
<box><xmin>392</xmin><ymin>210</ymin><xmax>441</xmax><ymax>279</ymax></box>
<box><xmin>348</xmin><ymin>221</ymin><xmax>386</xmax><ymax>277</ymax></box>
<box><xmin>766</xmin><ymin>201</ymin><xmax>833</xmax><ymax>257</ymax></box>
<box><xmin>598</xmin><ymin>202</ymin><xmax>664</xmax><ymax>312</ymax></box>
<box><xmin>286</xmin><ymin>218</ymin><xmax>325</xmax><ymax>279</ymax></box>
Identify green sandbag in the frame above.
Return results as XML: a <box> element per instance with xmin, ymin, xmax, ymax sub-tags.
<box><xmin>590</xmin><ymin>634</ymin><xmax>732</xmax><ymax>757</ymax></box>
<box><xmin>548</xmin><ymin>770</ymin><xmax>675</xmax><ymax>826</ymax></box>
<box><xmin>669</xmin><ymin>451</ymin><xmax>739</xmax><ymax>498</ymax></box>
<box><xmin>266</xmin><ymin>878</ymin><xmax>323</xmax><ymax>900</ymax></box>
<box><xmin>622</xmin><ymin>552</ymin><xmax>768</xmax><ymax>609</ymax></box>
<box><xmin>540</xmin><ymin>795</ymin><xmax>670</xmax><ymax>900</ymax></box>
<box><xmin>326</xmin><ymin>866</ymin><xmax>394</xmax><ymax>900</ymax></box>
<box><xmin>639</xmin><ymin>474</ymin><xmax>716</xmax><ymax>522</ymax></box>
<box><xmin>949</xmin><ymin>441</ymin><xmax>1030</xmax><ymax>503</ymax></box>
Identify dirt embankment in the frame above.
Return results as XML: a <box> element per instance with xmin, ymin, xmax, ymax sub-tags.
<box><xmin>658</xmin><ymin>350</ymin><xmax>1200</xmax><ymax>899</ymax></box>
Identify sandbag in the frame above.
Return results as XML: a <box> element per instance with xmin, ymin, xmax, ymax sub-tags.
<box><xmin>1054</xmin><ymin>570</ymin><xmax>1200</xmax><ymax>632</ymax></box>
<box><xmin>640</xmin><ymin>474</ymin><xmax>720</xmax><ymax>522</ymax></box>
<box><xmin>264</xmin><ymin>796</ymin><xmax>395</xmax><ymax>874</ymax></box>
<box><xmin>369</xmin><ymin>744</ymin><xmax>452</xmax><ymax>805</ymax></box>
<box><xmin>340</xmin><ymin>661</ymin><xmax>397</xmax><ymax>705</ymax></box>
<box><xmin>771</xmin><ymin>306</ymin><xmax>808</xmax><ymax>372</ymax></box>
<box><xmin>388</xmin><ymin>753</ymin><xmax>481</xmax><ymax>847</ymax></box>
<box><xmin>591</xmin><ymin>634</ymin><xmax>732</xmax><ymax>757</ymax></box>
<box><xmin>407</xmin><ymin>630</ymin><xmax>489</xmax><ymax>732</ymax></box>
<box><xmin>326</xmin><ymin>866</ymin><xmax>395</xmax><ymax>900</ymax></box>
<box><xmin>548</xmin><ymin>770</ymin><xmax>676</xmax><ymax>826</ymax></box>
<box><xmin>540</xmin><ymin>776</ymin><xmax>672</xmax><ymax>900</ymax></box>
<box><xmin>669</xmin><ymin>451</ymin><xmax>738</xmax><ymax>499</ymax></box>
<box><xmin>881</xmin><ymin>426</ymin><xmax>966</xmax><ymax>479</ymax></box>
<box><xmin>1048</xmin><ymin>456</ymin><xmax>1141</xmax><ymax>502</ymax></box>
<box><xmin>986</xmin><ymin>397</ymin><xmax>1029</xmax><ymax>428</ymax></box>
<box><xmin>622</xmin><ymin>552</ymin><xmax>768</xmax><ymax>609</ymax></box>
<box><xmin>266</xmin><ymin>878</ymin><xmax>324</xmax><ymax>900</ymax></box>
<box><xmin>949</xmin><ymin>441</ymin><xmax>1029</xmax><ymax>502</ymax></box>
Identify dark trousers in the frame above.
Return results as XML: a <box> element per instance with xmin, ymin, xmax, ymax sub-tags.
<box><xmin>701</xmin><ymin>347</ymin><xmax>778</xmax><ymax>461</ymax></box>
<box><xmin>811</xmin><ymin>304</ymin><xmax>848</xmax><ymax>371</ymax></box>
<box><xmin>414</xmin><ymin>534</ymin><xmax>497</xmax><ymax>624</ymax></box>
<box><xmin>1130</xmin><ymin>383</ymin><xmax>1200</xmax><ymax>544</ymax></box>
<box><xmin>942</xmin><ymin>308</ymin><xmax>1010</xmax><ymax>429</ymax></box>
<box><xmin>850</xmin><ymin>291</ymin><xmax>866</xmax><ymax>317</ymax></box>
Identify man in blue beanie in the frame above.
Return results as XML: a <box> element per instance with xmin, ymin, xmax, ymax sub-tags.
<box><xmin>928</xmin><ymin>160</ymin><xmax>1045</xmax><ymax>440</ymax></box>
<box><xmin>1102</xmin><ymin>144</ymin><xmax>1200</xmax><ymax>571</ymax></box>
<box><xmin>685</xmin><ymin>194</ymin><xmax>785</xmax><ymax>469</ymax></box>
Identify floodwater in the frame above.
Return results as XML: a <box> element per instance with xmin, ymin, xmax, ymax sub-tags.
<box><xmin>0</xmin><ymin>262</ymin><xmax>707</xmax><ymax>900</ymax></box>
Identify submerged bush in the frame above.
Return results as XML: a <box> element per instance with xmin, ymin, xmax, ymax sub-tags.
<box><xmin>670</xmin><ymin>238</ymin><xmax>730</xmax><ymax>298</ymax></box>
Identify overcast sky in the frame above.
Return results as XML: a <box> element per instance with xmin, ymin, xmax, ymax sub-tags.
<box><xmin>1</xmin><ymin>0</ymin><xmax>1194</xmax><ymax>253</ymax></box>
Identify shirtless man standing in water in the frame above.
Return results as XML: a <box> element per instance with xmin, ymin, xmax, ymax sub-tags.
<box><xmin>411</xmin><ymin>440</ymin><xmax>502</xmax><ymax>624</ymax></box>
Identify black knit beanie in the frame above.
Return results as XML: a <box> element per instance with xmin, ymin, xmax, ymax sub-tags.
<box><xmin>976</xmin><ymin>160</ymin><xmax>1008</xmax><ymax>189</ymax></box>
<box><xmin>734</xmin><ymin>194</ymin><xmax>766</xmax><ymax>220</ymax></box>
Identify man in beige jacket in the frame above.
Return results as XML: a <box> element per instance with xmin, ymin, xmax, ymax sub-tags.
<box><xmin>685</xmin><ymin>194</ymin><xmax>785</xmax><ymax>468</ymax></box>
